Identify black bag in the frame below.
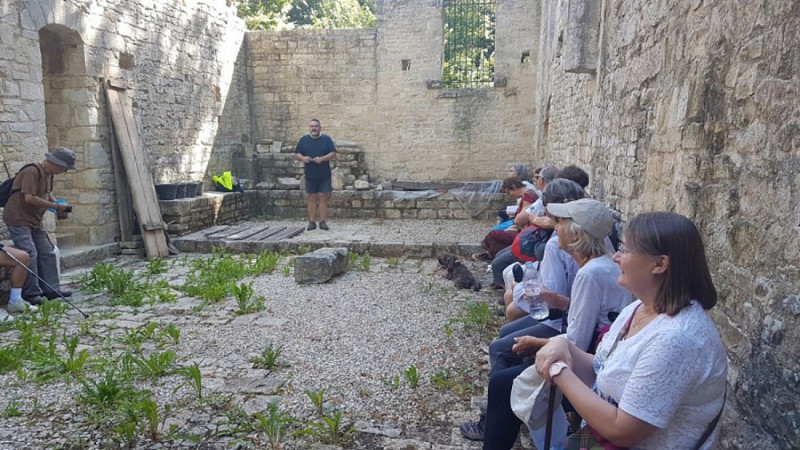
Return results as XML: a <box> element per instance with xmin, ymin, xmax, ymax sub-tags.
<box><xmin>0</xmin><ymin>163</ymin><xmax>37</xmax><ymax>207</ymax></box>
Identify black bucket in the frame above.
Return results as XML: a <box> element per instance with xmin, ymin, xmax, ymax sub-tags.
<box><xmin>175</xmin><ymin>183</ymin><xmax>187</xmax><ymax>199</ymax></box>
<box><xmin>155</xmin><ymin>184</ymin><xmax>178</xmax><ymax>201</ymax></box>
<box><xmin>183</xmin><ymin>182</ymin><xmax>198</xmax><ymax>198</ymax></box>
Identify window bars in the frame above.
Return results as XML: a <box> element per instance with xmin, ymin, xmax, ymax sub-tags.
<box><xmin>443</xmin><ymin>0</ymin><xmax>496</xmax><ymax>88</ymax></box>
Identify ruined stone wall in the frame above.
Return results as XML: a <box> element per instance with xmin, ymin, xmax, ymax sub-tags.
<box><xmin>246</xmin><ymin>0</ymin><xmax>540</xmax><ymax>182</ymax></box>
<box><xmin>246</xmin><ymin>28</ymin><xmax>377</xmax><ymax>150</ymax></box>
<box><xmin>533</xmin><ymin>1</ymin><xmax>799</xmax><ymax>447</ymax></box>
<box><xmin>0</xmin><ymin>0</ymin><xmax>246</xmax><ymax>245</ymax></box>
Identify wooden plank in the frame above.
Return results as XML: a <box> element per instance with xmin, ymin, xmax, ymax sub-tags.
<box><xmin>201</xmin><ymin>225</ymin><xmax>230</xmax><ymax>237</ymax></box>
<box><xmin>259</xmin><ymin>226</ymin><xmax>306</xmax><ymax>242</ymax></box>
<box><xmin>206</xmin><ymin>225</ymin><xmax>251</xmax><ymax>239</ymax></box>
<box><xmin>105</xmin><ymin>82</ymin><xmax>169</xmax><ymax>259</ymax></box>
<box><xmin>225</xmin><ymin>224</ymin><xmax>272</xmax><ymax>241</ymax></box>
<box><xmin>246</xmin><ymin>226</ymin><xmax>287</xmax><ymax>242</ymax></box>
<box><xmin>108</xmin><ymin>102</ymin><xmax>135</xmax><ymax>242</ymax></box>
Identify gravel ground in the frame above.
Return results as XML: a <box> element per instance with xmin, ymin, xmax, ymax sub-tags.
<box><xmin>0</xmin><ymin>246</ymin><xmax>506</xmax><ymax>449</ymax></box>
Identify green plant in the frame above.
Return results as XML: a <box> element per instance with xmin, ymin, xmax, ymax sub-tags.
<box><xmin>296</xmin><ymin>245</ymin><xmax>311</xmax><ymax>255</ymax></box>
<box><xmin>383</xmin><ymin>375</ymin><xmax>401</xmax><ymax>390</ymax></box>
<box><xmin>77</xmin><ymin>262</ymin><xmax>116</xmax><ymax>293</ymax></box>
<box><xmin>61</xmin><ymin>333</ymin><xmax>91</xmax><ymax>381</ymax></box>
<box><xmin>250</xmin><ymin>343</ymin><xmax>284</xmax><ymax>370</ymax></box>
<box><xmin>146</xmin><ymin>258</ymin><xmax>168</xmax><ymax>275</ymax></box>
<box><xmin>451</xmin><ymin>301</ymin><xmax>499</xmax><ymax>335</ymax></box>
<box><xmin>387</xmin><ymin>257</ymin><xmax>399</xmax><ymax>268</ymax></box>
<box><xmin>249</xmin><ymin>250</ymin><xmax>281</xmax><ymax>274</ymax></box>
<box><xmin>443</xmin><ymin>323</ymin><xmax>453</xmax><ymax>338</ymax></box>
<box><xmin>160</xmin><ymin>323</ymin><xmax>181</xmax><ymax>346</ymax></box>
<box><xmin>79</xmin><ymin>369</ymin><xmax>148</xmax><ymax>411</ymax></box>
<box><xmin>254</xmin><ymin>400</ymin><xmax>296</xmax><ymax>450</ymax></box>
<box><xmin>140</xmin><ymin>397</ymin><xmax>170</xmax><ymax>442</ymax></box>
<box><xmin>357</xmin><ymin>252</ymin><xmax>372</xmax><ymax>272</ymax></box>
<box><xmin>0</xmin><ymin>346</ymin><xmax>22</xmax><ymax>374</ymax></box>
<box><xmin>404</xmin><ymin>364</ymin><xmax>420</xmax><ymax>388</ymax></box>
<box><xmin>176</xmin><ymin>363</ymin><xmax>203</xmax><ymax>401</ymax></box>
<box><xmin>295</xmin><ymin>410</ymin><xmax>352</xmax><ymax>446</ymax></box>
<box><xmin>232</xmin><ymin>282</ymin><xmax>266</xmax><ymax>315</ymax></box>
<box><xmin>347</xmin><ymin>251</ymin><xmax>358</xmax><ymax>266</ymax></box>
<box><xmin>36</xmin><ymin>300</ymin><xmax>68</xmax><ymax>327</ymax></box>
<box><xmin>305</xmin><ymin>388</ymin><xmax>326</xmax><ymax>416</ymax></box>
<box><xmin>132</xmin><ymin>350</ymin><xmax>176</xmax><ymax>379</ymax></box>
<box><xmin>120</xmin><ymin>322</ymin><xmax>160</xmax><ymax>351</ymax></box>
<box><xmin>2</xmin><ymin>399</ymin><xmax>23</xmax><ymax>418</ymax></box>
<box><xmin>282</xmin><ymin>266</ymin><xmax>291</xmax><ymax>276</ymax></box>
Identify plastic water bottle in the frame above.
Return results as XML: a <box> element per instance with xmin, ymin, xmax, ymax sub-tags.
<box><xmin>522</xmin><ymin>262</ymin><xmax>549</xmax><ymax>320</ymax></box>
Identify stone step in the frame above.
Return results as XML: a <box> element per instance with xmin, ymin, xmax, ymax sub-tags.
<box><xmin>54</xmin><ymin>232</ymin><xmax>76</xmax><ymax>248</ymax></box>
<box><xmin>59</xmin><ymin>243</ymin><xmax>120</xmax><ymax>271</ymax></box>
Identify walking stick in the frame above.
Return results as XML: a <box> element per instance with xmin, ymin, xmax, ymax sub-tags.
<box><xmin>544</xmin><ymin>383</ymin><xmax>557</xmax><ymax>450</ymax></box>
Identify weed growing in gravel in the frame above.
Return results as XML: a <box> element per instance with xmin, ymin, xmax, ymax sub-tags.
<box><xmin>404</xmin><ymin>364</ymin><xmax>421</xmax><ymax>388</ymax></box>
<box><xmin>254</xmin><ymin>400</ymin><xmax>297</xmax><ymax>450</ymax></box>
<box><xmin>305</xmin><ymin>388</ymin><xmax>327</xmax><ymax>416</ymax></box>
<box><xmin>232</xmin><ymin>281</ymin><xmax>266</xmax><ymax>315</ymax></box>
<box><xmin>120</xmin><ymin>322</ymin><xmax>160</xmax><ymax>351</ymax></box>
<box><xmin>248</xmin><ymin>250</ymin><xmax>281</xmax><ymax>275</ymax></box>
<box><xmin>35</xmin><ymin>300</ymin><xmax>68</xmax><ymax>328</ymax></box>
<box><xmin>347</xmin><ymin>251</ymin><xmax>358</xmax><ymax>266</ymax></box>
<box><xmin>450</xmin><ymin>301</ymin><xmax>500</xmax><ymax>337</ymax></box>
<box><xmin>297</xmin><ymin>245</ymin><xmax>312</xmax><ymax>255</ymax></box>
<box><xmin>251</xmin><ymin>343</ymin><xmax>285</xmax><ymax>370</ymax></box>
<box><xmin>443</xmin><ymin>322</ymin><xmax>454</xmax><ymax>338</ymax></box>
<box><xmin>0</xmin><ymin>346</ymin><xmax>23</xmax><ymax>374</ymax></box>
<box><xmin>383</xmin><ymin>375</ymin><xmax>401</xmax><ymax>390</ymax></box>
<box><xmin>282</xmin><ymin>265</ymin><xmax>291</xmax><ymax>276</ymax></box>
<box><xmin>1</xmin><ymin>399</ymin><xmax>23</xmax><ymax>418</ymax></box>
<box><xmin>296</xmin><ymin>410</ymin><xmax>352</xmax><ymax>446</ymax></box>
<box><xmin>181</xmin><ymin>247</ymin><xmax>248</xmax><ymax>303</ymax></box>
<box><xmin>429</xmin><ymin>368</ymin><xmax>482</xmax><ymax>397</ymax></box>
<box><xmin>176</xmin><ymin>363</ymin><xmax>203</xmax><ymax>401</ymax></box>
<box><xmin>161</xmin><ymin>323</ymin><xmax>181</xmax><ymax>345</ymax></box>
<box><xmin>131</xmin><ymin>350</ymin><xmax>176</xmax><ymax>379</ymax></box>
<box><xmin>387</xmin><ymin>257</ymin><xmax>399</xmax><ymax>268</ymax></box>
<box><xmin>146</xmin><ymin>258</ymin><xmax>168</xmax><ymax>275</ymax></box>
<box><xmin>357</xmin><ymin>252</ymin><xmax>372</xmax><ymax>272</ymax></box>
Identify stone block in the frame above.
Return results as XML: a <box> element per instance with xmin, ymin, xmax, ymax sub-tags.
<box><xmin>294</xmin><ymin>247</ymin><xmax>349</xmax><ymax>284</ymax></box>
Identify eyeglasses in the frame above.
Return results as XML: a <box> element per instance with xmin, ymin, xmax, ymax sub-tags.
<box><xmin>533</xmin><ymin>175</ymin><xmax>543</xmax><ymax>180</ymax></box>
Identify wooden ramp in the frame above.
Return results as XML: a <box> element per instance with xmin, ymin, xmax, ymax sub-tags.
<box><xmin>104</xmin><ymin>80</ymin><xmax>169</xmax><ymax>259</ymax></box>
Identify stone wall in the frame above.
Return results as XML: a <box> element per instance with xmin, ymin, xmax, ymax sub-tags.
<box><xmin>246</xmin><ymin>0</ymin><xmax>541</xmax><ymax>182</ymax></box>
<box><xmin>160</xmin><ymin>189</ymin><xmax>507</xmax><ymax>236</ymax></box>
<box><xmin>532</xmin><ymin>1</ymin><xmax>799</xmax><ymax>448</ymax></box>
<box><xmin>0</xmin><ymin>0</ymin><xmax>247</xmax><ymax>245</ymax></box>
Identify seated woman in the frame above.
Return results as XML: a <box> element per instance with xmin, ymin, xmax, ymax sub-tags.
<box><xmin>496</xmin><ymin>164</ymin><xmax>535</xmax><ymax>225</ymax></box>
<box><xmin>460</xmin><ymin>198</ymin><xmax>631</xmax><ymax>447</ymax></box>
<box><xmin>474</xmin><ymin>176</ymin><xmax>537</xmax><ymax>264</ymax></box>
<box><xmin>535</xmin><ymin>212</ymin><xmax>727</xmax><ymax>449</ymax></box>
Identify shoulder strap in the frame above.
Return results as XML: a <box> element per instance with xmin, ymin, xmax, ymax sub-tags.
<box><xmin>692</xmin><ymin>390</ymin><xmax>726</xmax><ymax>450</ymax></box>
<box><xmin>10</xmin><ymin>163</ymin><xmax>44</xmax><ymax>193</ymax></box>
<box><xmin>605</xmin><ymin>304</ymin><xmax>640</xmax><ymax>357</ymax></box>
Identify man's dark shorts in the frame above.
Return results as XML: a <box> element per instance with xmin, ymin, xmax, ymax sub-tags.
<box><xmin>305</xmin><ymin>177</ymin><xmax>332</xmax><ymax>194</ymax></box>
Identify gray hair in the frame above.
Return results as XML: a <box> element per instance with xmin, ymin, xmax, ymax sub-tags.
<box><xmin>563</xmin><ymin>219</ymin><xmax>610</xmax><ymax>258</ymax></box>
<box><xmin>539</xmin><ymin>165</ymin><xmax>560</xmax><ymax>183</ymax></box>
<box><xmin>509</xmin><ymin>163</ymin><xmax>532</xmax><ymax>182</ymax></box>
<box><xmin>541</xmin><ymin>178</ymin><xmax>586</xmax><ymax>206</ymax></box>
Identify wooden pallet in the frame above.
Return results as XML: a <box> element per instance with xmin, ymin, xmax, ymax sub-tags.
<box><xmin>204</xmin><ymin>224</ymin><xmax>305</xmax><ymax>243</ymax></box>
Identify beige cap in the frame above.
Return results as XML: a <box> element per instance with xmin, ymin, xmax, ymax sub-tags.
<box><xmin>546</xmin><ymin>198</ymin><xmax>613</xmax><ymax>239</ymax></box>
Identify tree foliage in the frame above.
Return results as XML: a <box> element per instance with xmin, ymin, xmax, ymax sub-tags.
<box><xmin>443</xmin><ymin>1</ymin><xmax>495</xmax><ymax>87</ymax></box>
<box><xmin>238</xmin><ymin>0</ymin><xmax>376</xmax><ymax>30</ymax></box>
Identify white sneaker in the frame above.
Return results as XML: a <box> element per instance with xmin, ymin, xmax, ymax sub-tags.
<box><xmin>6</xmin><ymin>300</ymin><xmax>38</xmax><ymax>314</ymax></box>
<box><xmin>0</xmin><ymin>308</ymin><xmax>14</xmax><ymax>323</ymax></box>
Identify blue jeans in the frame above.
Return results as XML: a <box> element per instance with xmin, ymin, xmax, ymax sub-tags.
<box><xmin>7</xmin><ymin>225</ymin><xmax>61</xmax><ymax>297</ymax></box>
<box><xmin>491</xmin><ymin>246</ymin><xmax>519</xmax><ymax>286</ymax></box>
<box><xmin>483</xmin><ymin>364</ymin><xmax>527</xmax><ymax>450</ymax></box>
<box><xmin>489</xmin><ymin>317</ymin><xmax>560</xmax><ymax>375</ymax></box>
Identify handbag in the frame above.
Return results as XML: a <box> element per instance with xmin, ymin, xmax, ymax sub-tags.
<box><xmin>510</xmin><ymin>364</ymin><xmax>562</xmax><ymax>429</ymax></box>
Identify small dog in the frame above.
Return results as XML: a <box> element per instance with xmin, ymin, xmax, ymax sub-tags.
<box><xmin>437</xmin><ymin>254</ymin><xmax>482</xmax><ymax>291</ymax></box>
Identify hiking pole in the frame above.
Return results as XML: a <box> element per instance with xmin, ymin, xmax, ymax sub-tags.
<box><xmin>544</xmin><ymin>383</ymin><xmax>557</xmax><ymax>450</ymax></box>
<box><xmin>0</xmin><ymin>245</ymin><xmax>88</xmax><ymax>319</ymax></box>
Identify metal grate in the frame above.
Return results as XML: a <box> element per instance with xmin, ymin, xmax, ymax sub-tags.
<box><xmin>442</xmin><ymin>0</ymin><xmax>496</xmax><ymax>88</ymax></box>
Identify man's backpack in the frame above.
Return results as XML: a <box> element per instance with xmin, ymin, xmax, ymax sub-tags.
<box><xmin>0</xmin><ymin>163</ymin><xmax>39</xmax><ymax>207</ymax></box>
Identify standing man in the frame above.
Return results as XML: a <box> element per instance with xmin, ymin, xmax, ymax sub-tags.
<box><xmin>294</xmin><ymin>118</ymin><xmax>337</xmax><ymax>231</ymax></box>
<box><xmin>2</xmin><ymin>147</ymin><xmax>76</xmax><ymax>305</ymax></box>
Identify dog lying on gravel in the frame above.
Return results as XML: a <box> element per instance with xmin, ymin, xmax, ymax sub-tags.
<box><xmin>437</xmin><ymin>254</ymin><xmax>482</xmax><ymax>291</ymax></box>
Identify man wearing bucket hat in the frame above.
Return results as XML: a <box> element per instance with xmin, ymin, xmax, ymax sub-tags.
<box><xmin>2</xmin><ymin>147</ymin><xmax>77</xmax><ymax>305</ymax></box>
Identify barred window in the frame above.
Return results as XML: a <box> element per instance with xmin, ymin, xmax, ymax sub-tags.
<box><xmin>443</xmin><ymin>0</ymin><xmax>496</xmax><ymax>88</ymax></box>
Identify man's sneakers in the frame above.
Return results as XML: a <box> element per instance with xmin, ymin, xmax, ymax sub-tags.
<box><xmin>43</xmin><ymin>290</ymin><xmax>72</xmax><ymax>300</ymax></box>
<box><xmin>459</xmin><ymin>414</ymin><xmax>486</xmax><ymax>441</ymax></box>
<box><xmin>6</xmin><ymin>299</ymin><xmax>38</xmax><ymax>314</ymax></box>
<box><xmin>24</xmin><ymin>295</ymin><xmax>45</xmax><ymax>306</ymax></box>
<box><xmin>0</xmin><ymin>308</ymin><xmax>14</xmax><ymax>324</ymax></box>
<box><xmin>307</xmin><ymin>221</ymin><xmax>330</xmax><ymax>231</ymax></box>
